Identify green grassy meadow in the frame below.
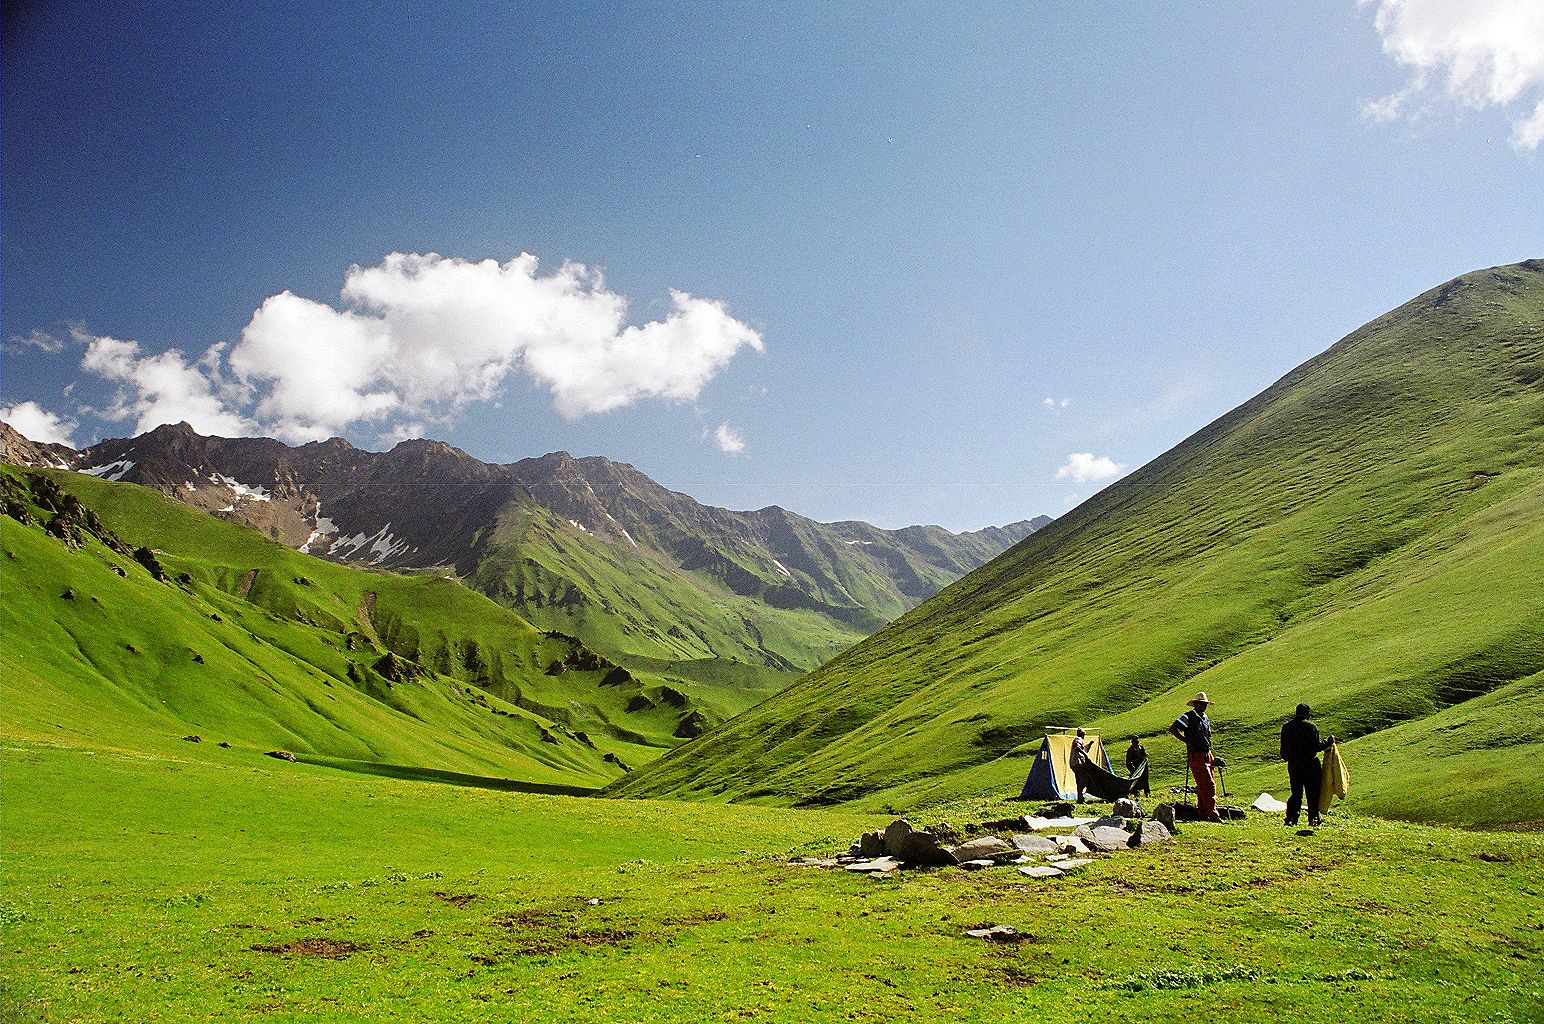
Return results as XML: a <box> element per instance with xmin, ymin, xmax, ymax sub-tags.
<box><xmin>3</xmin><ymin>739</ymin><xmax>1541</xmax><ymax>1023</ymax></box>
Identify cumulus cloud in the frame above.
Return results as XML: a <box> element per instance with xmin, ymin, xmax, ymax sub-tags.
<box><xmin>1365</xmin><ymin>0</ymin><xmax>1544</xmax><ymax>150</ymax></box>
<box><xmin>79</xmin><ymin>332</ymin><xmax>255</xmax><ymax>437</ymax></box>
<box><xmin>1042</xmin><ymin>396</ymin><xmax>1070</xmax><ymax>410</ymax></box>
<box><xmin>712</xmin><ymin>422</ymin><xmax>747</xmax><ymax>454</ymax></box>
<box><xmin>229</xmin><ymin>252</ymin><xmax>763</xmax><ymax>441</ymax></box>
<box><xmin>1</xmin><ymin>400</ymin><xmax>78</xmax><ymax>446</ymax></box>
<box><xmin>1056</xmin><ymin>452</ymin><xmax>1124</xmax><ymax>484</ymax></box>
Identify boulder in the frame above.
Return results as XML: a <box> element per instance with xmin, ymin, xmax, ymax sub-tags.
<box><xmin>1154</xmin><ymin>803</ymin><xmax>1179</xmax><ymax>834</ymax></box>
<box><xmin>264</xmin><ymin>750</ymin><xmax>297</xmax><ymax>762</ymax></box>
<box><xmin>1113</xmin><ymin>798</ymin><xmax>1144</xmax><ymax>819</ymax></box>
<box><xmin>1051</xmin><ymin>835</ymin><xmax>1091</xmax><ymax>854</ymax></box>
<box><xmin>948</xmin><ymin>836</ymin><xmax>1016</xmax><ymax>864</ymax></box>
<box><xmin>1018</xmin><ymin>865</ymin><xmax>1064</xmax><ymax>879</ymax></box>
<box><xmin>1088</xmin><ymin>815</ymin><xmax>1131</xmax><ymax>831</ymax></box>
<box><xmin>1010</xmin><ymin>834</ymin><xmax>1060</xmax><ymax>855</ymax></box>
<box><xmin>856</xmin><ymin>831</ymin><xmax>887</xmax><ymax>858</ymax></box>
<box><xmin>883</xmin><ymin>819</ymin><xmax>952</xmax><ymax>867</ymax></box>
<box><xmin>1074</xmin><ymin>825</ymin><xmax>1134</xmax><ymax>853</ymax></box>
<box><xmin>1129</xmin><ymin>820</ymin><xmax>1173</xmax><ymax>847</ymax></box>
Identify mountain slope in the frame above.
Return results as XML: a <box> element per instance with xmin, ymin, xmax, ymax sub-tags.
<box><xmin>0</xmin><ymin>466</ymin><xmax>741</xmax><ymax>786</ymax></box>
<box><xmin>1</xmin><ymin>424</ymin><xmax>1047</xmax><ymax>694</ymax></box>
<box><xmin>610</xmin><ymin>260</ymin><xmax>1544</xmax><ymax>827</ymax></box>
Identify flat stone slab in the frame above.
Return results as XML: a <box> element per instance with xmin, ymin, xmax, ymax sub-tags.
<box><xmin>1018</xmin><ymin>865</ymin><xmax>1065</xmax><ymax>878</ymax></box>
<box><xmin>958</xmin><ymin>858</ymin><xmax>997</xmax><ymax>871</ymax></box>
<box><xmin>1021</xmin><ymin>816</ymin><xmax>1097</xmax><ymax>830</ymax></box>
<box><xmin>1252</xmin><ymin>792</ymin><xmax>1288</xmax><ymax>813</ymax></box>
<box><xmin>1055</xmin><ymin>858</ymin><xmax>1094</xmax><ymax>870</ymax></box>
<box><xmin>844</xmin><ymin>856</ymin><xmax>901</xmax><ymax>873</ymax></box>
<box><xmin>965</xmin><ymin>925</ymin><xmax>1021</xmax><ymax>941</ymax></box>
<box><xmin>1010</xmin><ymin>834</ymin><xmax>1060</xmax><ymax>854</ymax></box>
<box><xmin>1077</xmin><ymin>826</ymin><xmax>1134</xmax><ymax>853</ymax></box>
<box><xmin>949</xmin><ymin>836</ymin><xmax>1016</xmax><ymax>863</ymax></box>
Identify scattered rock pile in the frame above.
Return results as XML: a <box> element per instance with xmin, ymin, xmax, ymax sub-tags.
<box><xmin>792</xmin><ymin>803</ymin><xmax>1181</xmax><ymax>881</ymax></box>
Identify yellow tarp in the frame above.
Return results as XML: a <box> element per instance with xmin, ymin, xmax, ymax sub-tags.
<box><xmin>1319</xmin><ymin>741</ymin><xmax>1350</xmax><ymax>815</ymax></box>
<box><xmin>1047</xmin><ymin>733</ymin><xmax>1108</xmax><ymax>792</ymax></box>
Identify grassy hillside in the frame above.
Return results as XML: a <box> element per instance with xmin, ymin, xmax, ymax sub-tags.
<box><xmin>5</xmin><ymin>740</ymin><xmax>1541</xmax><ymax>1022</ymax></box>
<box><xmin>612</xmin><ymin>260</ymin><xmax>1544</xmax><ymax>827</ymax></box>
<box><xmin>0</xmin><ymin>467</ymin><xmax>732</xmax><ymax>786</ymax></box>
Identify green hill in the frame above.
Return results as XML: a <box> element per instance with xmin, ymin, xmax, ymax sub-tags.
<box><xmin>0</xmin><ymin>467</ymin><xmax>735</xmax><ymax>787</ymax></box>
<box><xmin>611</xmin><ymin>260</ymin><xmax>1544</xmax><ymax>828</ymax></box>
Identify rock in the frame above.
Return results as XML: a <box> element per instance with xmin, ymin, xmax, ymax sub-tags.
<box><xmin>181</xmin><ymin>735</ymin><xmax>202</xmax><ymax>743</ymax></box>
<box><xmin>585</xmin><ymin>897</ymin><xmax>602</xmax><ymax>906</ymax></box>
<box><xmin>1022</xmin><ymin>815</ymin><xmax>1096</xmax><ymax>830</ymax></box>
<box><xmin>218</xmin><ymin>741</ymin><xmax>232</xmax><ymax>749</ymax></box>
<box><xmin>1129</xmin><ymin>820</ymin><xmax>1173</xmax><ymax>847</ymax></box>
<box><xmin>192</xmin><ymin>654</ymin><xmax>205</xmax><ymax>665</ymax></box>
<box><xmin>1039</xmin><ymin>801</ymin><xmax>1075</xmax><ymax>818</ymax></box>
<box><xmin>1154</xmin><ymin>803</ymin><xmax>1179</xmax><ymax>834</ymax></box>
<box><xmin>1049</xmin><ymin>835</ymin><xmax>1091</xmax><ymax>854</ymax></box>
<box><xmin>979</xmin><ymin>816</ymin><xmax>1029</xmax><ymax>831</ymax></box>
<box><xmin>844</xmin><ymin>856</ymin><xmax>901</xmax><ymax>874</ymax></box>
<box><xmin>1055</xmin><ymin>858</ymin><xmax>1093</xmax><ymax>870</ymax></box>
<box><xmin>1113</xmin><ymin>798</ymin><xmax>1144</xmax><ymax>818</ymax></box>
<box><xmin>958</xmin><ymin>859</ymin><xmax>997</xmax><ymax>871</ymax></box>
<box><xmin>1010</xmin><ymin>834</ymin><xmax>1060</xmax><ymax>854</ymax></box>
<box><xmin>60</xmin><ymin>588</ymin><xmax>75</xmax><ymax>600</ymax></box>
<box><xmin>264</xmin><ymin>750</ymin><xmax>297</xmax><ymax>762</ymax></box>
<box><xmin>948</xmin><ymin>836</ymin><xmax>1016</xmax><ymax>864</ymax></box>
<box><xmin>1252</xmin><ymin>793</ymin><xmax>1288</xmax><ymax>813</ymax></box>
<box><xmin>1018</xmin><ymin>865</ymin><xmax>1064</xmax><ymax>878</ymax></box>
<box><xmin>1088</xmin><ymin>815</ymin><xmax>1131</xmax><ymax>831</ymax></box>
<box><xmin>883</xmin><ymin>819</ymin><xmax>952</xmax><ymax>867</ymax></box>
<box><xmin>856</xmin><ymin>831</ymin><xmax>887</xmax><ymax>858</ymax></box>
<box><xmin>965</xmin><ymin>925</ymin><xmax>1021</xmax><ymax>942</ymax></box>
<box><xmin>1074</xmin><ymin>825</ymin><xmax>1133</xmax><ymax>853</ymax></box>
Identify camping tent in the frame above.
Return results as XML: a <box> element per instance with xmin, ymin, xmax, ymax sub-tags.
<box><xmin>1019</xmin><ymin>729</ymin><xmax>1113</xmax><ymax>800</ymax></box>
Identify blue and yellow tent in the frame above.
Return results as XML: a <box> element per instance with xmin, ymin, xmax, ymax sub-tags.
<box><xmin>1019</xmin><ymin>728</ymin><xmax>1112</xmax><ymax>800</ymax></box>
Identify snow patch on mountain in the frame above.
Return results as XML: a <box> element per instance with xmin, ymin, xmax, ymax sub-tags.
<box><xmin>772</xmin><ymin>558</ymin><xmax>792</xmax><ymax>578</ymax></box>
<box><xmin>81</xmin><ymin>459</ymin><xmax>136</xmax><ymax>481</ymax></box>
<box><xmin>299</xmin><ymin>503</ymin><xmax>340</xmax><ymax>554</ymax></box>
<box><xmin>210</xmin><ymin>472</ymin><xmax>272</xmax><ymax>502</ymax></box>
<box><xmin>329</xmin><ymin>523</ymin><xmax>411</xmax><ymax>564</ymax></box>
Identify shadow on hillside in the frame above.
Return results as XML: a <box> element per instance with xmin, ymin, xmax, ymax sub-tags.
<box><xmin>298</xmin><ymin>754</ymin><xmax>599</xmax><ymax>796</ymax></box>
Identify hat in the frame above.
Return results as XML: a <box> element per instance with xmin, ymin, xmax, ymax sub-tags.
<box><xmin>1186</xmin><ymin>691</ymin><xmax>1212</xmax><ymax>707</ymax></box>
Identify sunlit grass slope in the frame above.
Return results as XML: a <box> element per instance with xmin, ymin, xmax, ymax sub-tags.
<box><xmin>3</xmin><ymin>741</ymin><xmax>1540</xmax><ymax>1023</ymax></box>
<box><xmin>0</xmin><ymin>468</ymin><xmax>720</xmax><ymax>785</ymax></box>
<box><xmin>613</xmin><ymin>261</ymin><xmax>1544</xmax><ymax>826</ymax></box>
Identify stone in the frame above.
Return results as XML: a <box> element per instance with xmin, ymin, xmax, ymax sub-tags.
<box><xmin>1129</xmin><ymin>820</ymin><xmax>1173</xmax><ymax>847</ymax></box>
<box><xmin>1021</xmin><ymin>815</ymin><xmax>1096</xmax><ymax>830</ymax></box>
<box><xmin>1252</xmin><ymin>793</ymin><xmax>1288</xmax><ymax>813</ymax></box>
<box><xmin>1010</xmin><ymin>834</ymin><xmax>1060</xmax><ymax>855</ymax></box>
<box><xmin>1018</xmin><ymin>865</ymin><xmax>1064</xmax><ymax>878</ymax></box>
<box><xmin>856</xmin><ymin>831</ymin><xmax>887</xmax><ymax>858</ymax></box>
<box><xmin>1051</xmin><ymin>835</ymin><xmax>1091</xmax><ymax>854</ymax></box>
<box><xmin>181</xmin><ymin>735</ymin><xmax>202</xmax><ymax>743</ymax></box>
<box><xmin>844</xmin><ymin>856</ymin><xmax>902</xmax><ymax>873</ymax></box>
<box><xmin>1154</xmin><ymin>803</ymin><xmax>1179</xmax><ymax>834</ymax></box>
<box><xmin>1075</xmin><ymin>825</ymin><xmax>1134</xmax><ymax>853</ymax></box>
<box><xmin>1113</xmin><ymin>798</ymin><xmax>1144</xmax><ymax>819</ymax></box>
<box><xmin>1055</xmin><ymin>858</ymin><xmax>1093</xmax><ymax>870</ymax></box>
<box><xmin>883</xmin><ymin>819</ymin><xmax>953</xmax><ymax>867</ymax></box>
<box><xmin>264</xmin><ymin>750</ymin><xmax>297</xmax><ymax>762</ymax></box>
<box><xmin>948</xmin><ymin>836</ymin><xmax>1016</xmax><ymax>864</ymax></box>
<box><xmin>959</xmin><ymin>859</ymin><xmax>997</xmax><ymax>871</ymax></box>
<box><xmin>965</xmin><ymin>925</ymin><xmax>1021</xmax><ymax>942</ymax></box>
<box><xmin>1088</xmin><ymin>815</ymin><xmax>1131</xmax><ymax>831</ymax></box>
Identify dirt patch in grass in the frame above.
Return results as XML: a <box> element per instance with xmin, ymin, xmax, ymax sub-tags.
<box><xmin>433</xmin><ymin>892</ymin><xmax>477</xmax><ymax>907</ymax></box>
<box><xmin>250</xmin><ymin>937</ymin><xmax>364</xmax><ymax>959</ymax></box>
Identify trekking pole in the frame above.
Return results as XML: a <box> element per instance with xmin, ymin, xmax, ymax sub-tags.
<box><xmin>1182</xmin><ymin>757</ymin><xmax>1191</xmax><ymax>808</ymax></box>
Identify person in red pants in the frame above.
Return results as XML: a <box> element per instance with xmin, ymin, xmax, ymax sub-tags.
<box><xmin>1169</xmin><ymin>691</ymin><xmax>1224</xmax><ymax>822</ymax></box>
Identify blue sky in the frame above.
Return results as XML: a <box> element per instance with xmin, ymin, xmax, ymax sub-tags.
<box><xmin>3</xmin><ymin>1</ymin><xmax>1541</xmax><ymax>529</ymax></box>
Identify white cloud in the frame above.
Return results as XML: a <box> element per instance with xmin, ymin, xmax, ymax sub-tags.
<box><xmin>1</xmin><ymin>400</ymin><xmax>78</xmax><ymax>446</ymax></box>
<box><xmin>1042</xmin><ymin>396</ymin><xmax>1070</xmax><ymax>410</ymax></box>
<box><xmin>712</xmin><ymin>422</ymin><xmax>747</xmax><ymax>454</ymax></box>
<box><xmin>4</xmin><ymin>329</ymin><xmax>66</xmax><ymax>354</ymax></box>
<box><xmin>229</xmin><ymin>252</ymin><xmax>763</xmax><ymax>441</ymax></box>
<box><xmin>78</xmin><ymin>332</ymin><xmax>255</xmax><ymax>437</ymax></box>
<box><xmin>1056</xmin><ymin>452</ymin><xmax>1124</xmax><ymax>484</ymax></box>
<box><xmin>1365</xmin><ymin>0</ymin><xmax>1544</xmax><ymax>151</ymax></box>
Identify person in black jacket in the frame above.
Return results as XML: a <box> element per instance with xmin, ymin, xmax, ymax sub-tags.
<box><xmin>1125</xmin><ymin>737</ymin><xmax>1150</xmax><ymax>797</ymax></box>
<box><xmin>1279</xmin><ymin>703</ymin><xmax>1336</xmax><ymax>827</ymax></box>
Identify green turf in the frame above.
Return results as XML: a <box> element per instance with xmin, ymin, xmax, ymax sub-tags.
<box><xmin>612</xmin><ymin>261</ymin><xmax>1544</xmax><ymax>827</ymax></box>
<box><xmin>0</xmin><ymin>467</ymin><xmax>729</xmax><ymax>786</ymax></box>
<box><xmin>3</xmin><ymin>739</ymin><xmax>1540</xmax><ymax>1023</ymax></box>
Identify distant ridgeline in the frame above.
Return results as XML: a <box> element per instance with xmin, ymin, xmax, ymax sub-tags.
<box><xmin>611</xmin><ymin>260</ymin><xmax>1544</xmax><ymax>830</ymax></box>
<box><xmin>0</xmin><ymin>420</ymin><xmax>1048</xmax><ymax>711</ymax></box>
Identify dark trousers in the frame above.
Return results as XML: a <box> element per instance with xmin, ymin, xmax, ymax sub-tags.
<box><xmin>1286</xmin><ymin>757</ymin><xmax>1322</xmax><ymax>825</ymax></box>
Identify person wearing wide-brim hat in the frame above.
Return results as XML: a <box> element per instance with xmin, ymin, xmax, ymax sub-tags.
<box><xmin>1169</xmin><ymin>691</ymin><xmax>1223</xmax><ymax>822</ymax></box>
